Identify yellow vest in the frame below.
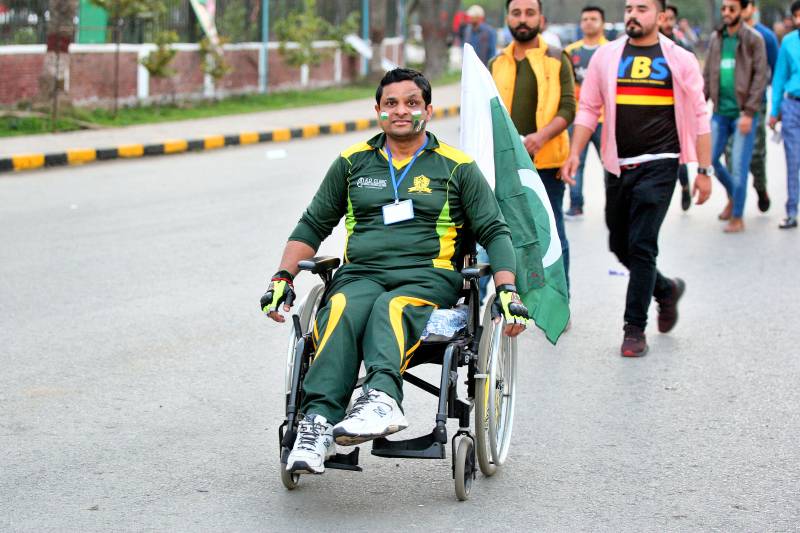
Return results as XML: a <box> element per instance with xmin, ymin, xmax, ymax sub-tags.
<box><xmin>490</xmin><ymin>41</ymin><xmax>570</xmax><ymax>169</ymax></box>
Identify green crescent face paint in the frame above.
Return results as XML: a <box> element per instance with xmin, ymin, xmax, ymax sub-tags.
<box><xmin>411</xmin><ymin>110</ymin><xmax>426</xmax><ymax>133</ymax></box>
<box><xmin>380</xmin><ymin>111</ymin><xmax>389</xmax><ymax>121</ymax></box>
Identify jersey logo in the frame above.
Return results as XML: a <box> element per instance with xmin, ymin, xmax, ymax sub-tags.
<box><xmin>356</xmin><ymin>177</ymin><xmax>388</xmax><ymax>189</ymax></box>
<box><xmin>408</xmin><ymin>175</ymin><xmax>432</xmax><ymax>194</ymax></box>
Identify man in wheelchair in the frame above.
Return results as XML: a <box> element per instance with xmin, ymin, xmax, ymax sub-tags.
<box><xmin>261</xmin><ymin>68</ymin><xmax>529</xmax><ymax>475</ymax></box>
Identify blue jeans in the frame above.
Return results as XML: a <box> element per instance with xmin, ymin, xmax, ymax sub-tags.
<box><xmin>781</xmin><ymin>98</ymin><xmax>800</xmax><ymax>218</ymax></box>
<box><xmin>711</xmin><ymin>113</ymin><xmax>758</xmax><ymax>218</ymax></box>
<box><xmin>569</xmin><ymin>123</ymin><xmax>603</xmax><ymax>210</ymax></box>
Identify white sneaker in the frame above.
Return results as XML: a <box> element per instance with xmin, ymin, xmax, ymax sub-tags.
<box><xmin>333</xmin><ymin>388</ymin><xmax>408</xmax><ymax>445</ymax></box>
<box><xmin>286</xmin><ymin>414</ymin><xmax>335</xmax><ymax>474</ymax></box>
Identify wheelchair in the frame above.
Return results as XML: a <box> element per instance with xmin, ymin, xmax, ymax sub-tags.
<box><xmin>277</xmin><ymin>254</ymin><xmax>518</xmax><ymax>501</ymax></box>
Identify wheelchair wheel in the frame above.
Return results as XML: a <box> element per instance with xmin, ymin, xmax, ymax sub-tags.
<box><xmin>285</xmin><ymin>283</ymin><xmax>325</xmax><ymax>396</ymax></box>
<box><xmin>280</xmin><ymin>465</ymin><xmax>300</xmax><ymax>490</ymax></box>
<box><xmin>474</xmin><ymin>294</ymin><xmax>518</xmax><ymax>474</ymax></box>
<box><xmin>454</xmin><ymin>437</ymin><xmax>475</xmax><ymax>501</ymax></box>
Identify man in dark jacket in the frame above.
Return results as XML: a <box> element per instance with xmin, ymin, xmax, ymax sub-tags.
<box><xmin>704</xmin><ymin>0</ymin><xmax>769</xmax><ymax>233</ymax></box>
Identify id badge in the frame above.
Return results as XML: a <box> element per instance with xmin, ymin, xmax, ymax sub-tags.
<box><xmin>382</xmin><ymin>199</ymin><xmax>414</xmax><ymax>225</ymax></box>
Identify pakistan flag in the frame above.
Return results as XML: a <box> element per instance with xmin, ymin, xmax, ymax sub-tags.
<box><xmin>459</xmin><ymin>44</ymin><xmax>570</xmax><ymax>344</ymax></box>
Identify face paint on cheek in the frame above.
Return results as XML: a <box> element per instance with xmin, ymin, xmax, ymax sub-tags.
<box><xmin>411</xmin><ymin>110</ymin><xmax>426</xmax><ymax>133</ymax></box>
<box><xmin>380</xmin><ymin>111</ymin><xmax>389</xmax><ymax>121</ymax></box>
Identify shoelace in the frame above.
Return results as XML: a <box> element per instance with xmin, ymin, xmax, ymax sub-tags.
<box><xmin>296</xmin><ymin>419</ymin><xmax>326</xmax><ymax>452</ymax></box>
<box><xmin>346</xmin><ymin>389</ymin><xmax>381</xmax><ymax>419</ymax></box>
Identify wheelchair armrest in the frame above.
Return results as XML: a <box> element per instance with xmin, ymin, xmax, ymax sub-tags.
<box><xmin>461</xmin><ymin>263</ymin><xmax>491</xmax><ymax>280</ymax></box>
<box><xmin>298</xmin><ymin>256</ymin><xmax>341</xmax><ymax>275</ymax></box>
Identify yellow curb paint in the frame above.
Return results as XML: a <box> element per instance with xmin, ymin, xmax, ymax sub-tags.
<box><xmin>272</xmin><ymin>128</ymin><xmax>291</xmax><ymax>142</ymax></box>
<box><xmin>330</xmin><ymin>122</ymin><xmax>346</xmax><ymax>134</ymax></box>
<box><xmin>449</xmin><ymin>105</ymin><xmax>459</xmax><ymax>116</ymax></box>
<box><xmin>12</xmin><ymin>154</ymin><xmax>45</xmax><ymax>171</ymax></box>
<box><xmin>434</xmin><ymin>108</ymin><xmax>445</xmax><ymax>119</ymax></box>
<box><xmin>203</xmin><ymin>135</ymin><xmax>225</xmax><ymax>150</ymax></box>
<box><xmin>355</xmin><ymin>118</ymin><xmax>370</xmax><ymax>130</ymax></box>
<box><xmin>118</xmin><ymin>144</ymin><xmax>144</xmax><ymax>158</ymax></box>
<box><xmin>67</xmin><ymin>149</ymin><xmax>96</xmax><ymax>165</ymax></box>
<box><xmin>164</xmin><ymin>140</ymin><xmax>188</xmax><ymax>153</ymax></box>
<box><xmin>302</xmin><ymin>124</ymin><xmax>320</xmax><ymax>138</ymax></box>
<box><xmin>240</xmin><ymin>132</ymin><xmax>259</xmax><ymax>145</ymax></box>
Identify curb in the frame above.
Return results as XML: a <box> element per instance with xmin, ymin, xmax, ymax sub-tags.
<box><xmin>0</xmin><ymin>105</ymin><xmax>462</xmax><ymax>175</ymax></box>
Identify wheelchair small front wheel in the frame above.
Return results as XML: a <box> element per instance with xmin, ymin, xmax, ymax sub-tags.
<box><xmin>280</xmin><ymin>461</ymin><xmax>301</xmax><ymax>490</ymax></box>
<box><xmin>454</xmin><ymin>437</ymin><xmax>475</xmax><ymax>501</ymax></box>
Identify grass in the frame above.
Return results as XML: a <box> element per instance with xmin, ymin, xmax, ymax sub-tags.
<box><xmin>0</xmin><ymin>71</ymin><xmax>463</xmax><ymax>139</ymax></box>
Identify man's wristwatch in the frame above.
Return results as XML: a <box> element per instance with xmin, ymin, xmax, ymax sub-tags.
<box><xmin>697</xmin><ymin>166</ymin><xmax>714</xmax><ymax>177</ymax></box>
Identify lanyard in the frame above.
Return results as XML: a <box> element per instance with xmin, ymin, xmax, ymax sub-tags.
<box><xmin>386</xmin><ymin>142</ymin><xmax>426</xmax><ymax>204</ymax></box>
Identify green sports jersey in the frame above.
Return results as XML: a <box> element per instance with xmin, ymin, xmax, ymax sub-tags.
<box><xmin>289</xmin><ymin>132</ymin><xmax>516</xmax><ymax>274</ymax></box>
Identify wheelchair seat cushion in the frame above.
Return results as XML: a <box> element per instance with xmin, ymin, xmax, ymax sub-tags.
<box><xmin>420</xmin><ymin>305</ymin><xmax>469</xmax><ymax>342</ymax></box>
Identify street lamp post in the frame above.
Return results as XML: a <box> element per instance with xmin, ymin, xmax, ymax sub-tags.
<box><xmin>259</xmin><ymin>0</ymin><xmax>269</xmax><ymax>93</ymax></box>
<box><xmin>361</xmin><ymin>0</ymin><xmax>369</xmax><ymax>76</ymax></box>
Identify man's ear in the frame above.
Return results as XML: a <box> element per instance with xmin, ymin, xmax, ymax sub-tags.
<box><xmin>426</xmin><ymin>104</ymin><xmax>434</xmax><ymax>119</ymax></box>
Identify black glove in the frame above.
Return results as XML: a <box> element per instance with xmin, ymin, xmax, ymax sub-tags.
<box><xmin>492</xmin><ymin>284</ymin><xmax>529</xmax><ymax>325</ymax></box>
<box><xmin>260</xmin><ymin>270</ymin><xmax>296</xmax><ymax>315</ymax></box>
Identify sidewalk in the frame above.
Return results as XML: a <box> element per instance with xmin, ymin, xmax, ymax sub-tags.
<box><xmin>0</xmin><ymin>83</ymin><xmax>462</xmax><ymax>173</ymax></box>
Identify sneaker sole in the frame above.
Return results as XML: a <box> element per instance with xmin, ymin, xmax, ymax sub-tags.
<box><xmin>621</xmin><ymin>345</ymin><xmax>649</xmax><ymax>357</ymax></box>
<box><xmin>287</xmin><ymin>461</ymin><xmax>324</xmax><ymax>475</ymax></box>
<box><xmin>333</xmin><ymin>424</ymin><xmax>407</xmax><ymax>446</ymax></box>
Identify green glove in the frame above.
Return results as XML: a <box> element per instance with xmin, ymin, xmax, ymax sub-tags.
<box><xmin>260</xmin><ymin>270</ymin><xmax>296</xmax><ymax>314</ymax></box>
<box><xmin>492</xmin><ymin>284</ymin><xmax>529</xmax><ymax>325</ymax></box>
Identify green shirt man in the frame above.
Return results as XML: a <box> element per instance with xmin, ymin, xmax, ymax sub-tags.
<box><xmin>259</xmin><ymin>68</ymin><xmax>530</xmax><ymax>476</ymax></box>
<box><xmin>719</xmin><ymin>32</ymin><xmax>739</xmax><ymax>118</ymax></box>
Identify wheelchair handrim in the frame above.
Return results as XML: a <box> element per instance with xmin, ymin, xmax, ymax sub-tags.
<box><xmin>488</xmin><ymin>315</ymin><xmax>516</xmax><ymax>466</ymax></box>
<box><xmin>284</xmin><ymin>284</ymin><xmax>325</xmax><ymax>394</ymax></box>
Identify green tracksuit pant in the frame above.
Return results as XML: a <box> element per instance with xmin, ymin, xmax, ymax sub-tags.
<box><xmin>300</xmin><ymin>264</ymin><xmax>462</xmax><ymax>424</ymax></box>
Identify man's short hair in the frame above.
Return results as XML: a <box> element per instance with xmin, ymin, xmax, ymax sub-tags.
<box><xmin>791</xmin><ymin>0</ymin><xmax>800</xmax><ymax>14</ymax></box>
<box><xmin>506</xmin><ymin>0</ymin><xmax>542</xmax><ymax>12</ymax></box>
<box><xmin>666</xmin><ymin>4</ymin><xmax>679</xmax><ymax>17</ymax></box>
<box><xmin>727</xmin><ymin>0</ymin><xmax>751</xmax><ymax>8</ymax></box>
<box><xmin>653</xmin><ymin>0</ymin><xmax>667</xmax><ymax>11</ymax></box>
<box><xmin>375</xmin><ymin>68</ymin><xmax>432</xmax><ymax>107</ymax></box>
<box><xmin>581</xmin><ymin>5</ymin><xmax>606</xmax><ymax>20</ymax></box>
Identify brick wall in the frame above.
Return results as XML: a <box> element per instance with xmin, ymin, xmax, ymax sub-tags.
<box><xmin>0</xmin><ymin>38</ymin><xmax>405</xmax><ymax>108</ymax></box>
<box><xmin>0</xmin><ymin>52</ymin><xmax>46</xmax><ymax>105</ymax></box>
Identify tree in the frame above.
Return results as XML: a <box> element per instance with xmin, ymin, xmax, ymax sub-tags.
<box><xmin>89</xmin><ymin>0</ymin><xmax>164</xmax><ymax>115</ymax></box>
<box><xmin>368</xmin><ymin>0</ymin><xmax>387</xmax><ymax>81</ymax></box>
<box><xmin>43</xmin><ymin>0</ymin><xmax>78</xmax><ymax>130</ymax></box>
<box><xmin>417</xmin><ymin>0</ymin><xmax>459</xmax><ymax>79</ymax></box>
<box><xmin>141</xmin><ymin>30</ymin><xmax>178</xmax><ymax>103</ymax></box>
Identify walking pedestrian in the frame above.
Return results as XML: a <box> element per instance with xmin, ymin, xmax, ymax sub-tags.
<box><xmin>770</xmin><ymin>0</ymin><xmax>800</xmax><ymax>229</ymax></box>
<box><xmin>704</xmin><ymin>0</ymin><xmax>769</xmax><ymax>233</ymax></box>
<box><xmin>462</xmin><ymin>5</ymin><xmax>498</xmax><ymax>66</ymax></box>
<box><xmin>489</xmin><ymin>0</ymin><xmax>576</xmax><ymax>289</ymax></box>
<box><xmin>660</xmin><ymin>4</ymin><xmax>694</xmax><ymax>211</ymax></box>
<box><xmin>565</xmin><ymin>5</ymin><xmax>608</xmax><ymax>217</ymax></box>
<box><xmin>562</xmin><ymin>0</ymin><xmax>713</xmax><ymax>357</ymax></box>
<box><xmin>724</xmin><ymin>0</ymin><xmax>779</xmax><ymax>213</ymax></box>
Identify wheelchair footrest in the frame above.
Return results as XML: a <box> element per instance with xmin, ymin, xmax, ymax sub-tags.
<box><xmin>371</xmin><ymin>430</ymin><xmax>446</xmax><ymax>459</ymax></box>
<box><xmin>324</xmin><ymin>448</ymin><xmax>362</xmax><ymax>472</ymax></box>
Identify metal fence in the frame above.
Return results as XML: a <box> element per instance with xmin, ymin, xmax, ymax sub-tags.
<box><xmin>0</xmin><ymin>0</ymin><xmax>401</xmax><ymax>46</ymax></box>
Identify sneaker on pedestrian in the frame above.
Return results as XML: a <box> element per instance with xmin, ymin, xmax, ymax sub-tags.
<box><xmin>621</xmin><ymin>324</ymin><xmax>648</xmax><ymax>357</ymax></box>
<box><xmin>565</xmin><ymin>206</ymin><xmax>584</xmax><ymax>218</ymax></box>
<box><xmin>333</xmin><ymin>388</ymin><xmax>408</xmax><ymax>446</ymax></box>
<box><xmin>779</xmin><ymin>216</ymin><xmax>798</xmax><ymax>229</ymax></box>
<box><xmin>286</xmin><ymin>414</ymin><xmax>335</xmax><ymax>474</ymax></box>
<box><xmin>756</xmin><ymin>189</ymin><xmax>771</xmax><ymax>212</ymax></box>
<box><xmin>656</xmin><ymin>277</ymin><xmax>685</xmax><ymax>333</ymax></box>
<box><xmin>681</xmin><ymin>185</ymin><xmax>691</xmax><ymax>211</ymax></box>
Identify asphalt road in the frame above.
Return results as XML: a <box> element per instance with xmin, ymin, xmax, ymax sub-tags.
<box><xmin>2</xmin><ymin>117</ymin><xmax>798</xmax><ymax>532</ymax></box>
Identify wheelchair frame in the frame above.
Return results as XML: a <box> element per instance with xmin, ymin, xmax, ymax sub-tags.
<box><xmin>277</xmin><ymin>255</ymin><xmax>517</xmax><ymax>501</ymax></box>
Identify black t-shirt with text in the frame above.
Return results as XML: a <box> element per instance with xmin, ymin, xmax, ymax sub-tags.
<box><xmin>615</xmin><ymin>42</ymin><xmax>681</xmax><ymax>159</ymax></box>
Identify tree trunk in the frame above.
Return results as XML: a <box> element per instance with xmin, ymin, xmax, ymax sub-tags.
<box><xmin>419</xmin><ymin>0</ymin><xmax>458</xmax><ymax>80</ymax></box>
<box><xmin>114</xmin><ymin>19</ymin><xmax>121</xmax><ymax>117</ymax></box>
<box><xmin>40</xmin><ymin>0</ymin><xmax>78</xmax><ymax>108</ymax></box>
<box><xmin>368</xmin><ymin>0</ymin><xmax>387</xmax><ymax>80</ymax></box>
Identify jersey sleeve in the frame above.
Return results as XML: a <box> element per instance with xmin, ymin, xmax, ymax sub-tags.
<box><xmin>457</xmin><ymin>161</ymin><xmax>516</xmax><ymax>275</ymax></box>
<box><xmin>288</xmin><ymin>156</ymin><xmax>349</xmax><ymax>249</ymax></box>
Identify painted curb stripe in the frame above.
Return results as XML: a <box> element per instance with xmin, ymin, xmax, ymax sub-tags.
<box><xmin>67</xmin><ymin>149</ymin><xmax>96</xmax><ymax>165</ymax></box>
<box><xmin>0</xmin><ymin>108</ymin><xmax>464</xmax><ymax>173</ymax></box>
<box><xmin>119</xmin><ymin>144</ymin><xmax>144</xmax><ymax>157</ymax></box>
<box><xmin>12</xmin><ymin>154</ymin><xmax>45</xmax><ymax>170</ymax></box>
